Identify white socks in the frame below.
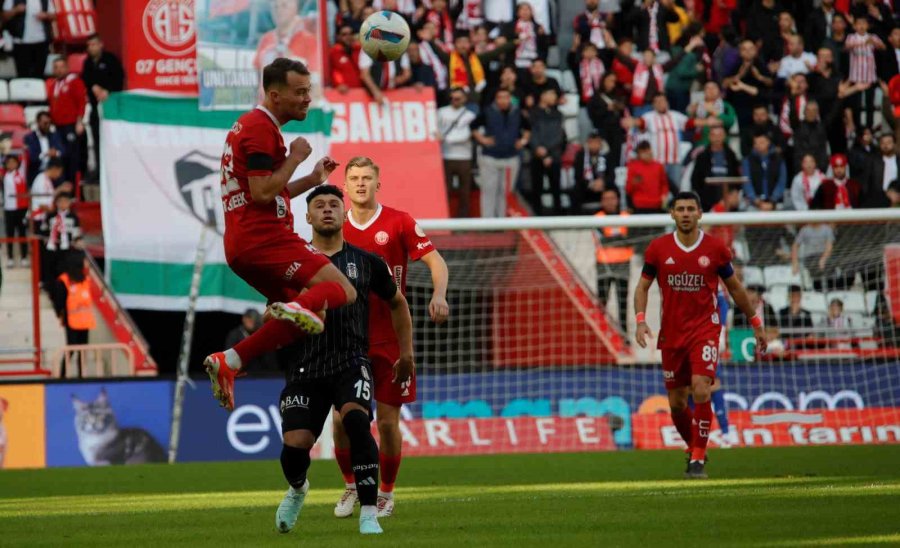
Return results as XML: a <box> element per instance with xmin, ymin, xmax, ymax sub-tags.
<box><xmin>377</xmin><ymin>490</ymin><xmax>393</xmax><ymax>500</ymax></box>
<box><xmin>289</xmin><ymin>480</ymin><xmax>309</xmax><ymax>496</ymax></box>
<box><xmin>346</xmin><ymin>482</ymin><xmax>357</xmax><ymax>490</ymax></box>
<box><xmin>223</xmin><ymin>348</ymin><xmax>242</xmax><ymax>371</ymax></box>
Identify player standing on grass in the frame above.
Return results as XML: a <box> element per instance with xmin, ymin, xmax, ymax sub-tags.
<box><xmin>332</xmin><ymin>156</ymin><xmax>449</xmax><ymax>518</ymax></box>
<box><xmin>275</xmin><ymin>185</ymin><xmax>414</xmax><ymax>536</ymax></box>
<box><xmin>205</xmin><ymin>58</ymin><xmax>358</xmax><ymax>411</ymax></box>
<box><xmin>634</xmin><ymin>191</ymin><xmax>766</xmax><ymax>479</ymax></box>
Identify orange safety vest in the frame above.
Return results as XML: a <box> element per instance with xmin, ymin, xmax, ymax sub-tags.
<box><xmin>59</xmin><ymin>273</ymin><xmax>96</xmax><ymax>330</ymax></box>
<box><xmin>594</xmin><ymin>211</ymin><xmax>634</xmax><ymax>264</ymax></box>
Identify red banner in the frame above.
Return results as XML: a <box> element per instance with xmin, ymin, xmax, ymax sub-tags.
<box><xmin>122</xmin><ymin>0</ymin><xmax>197</xmax><ymax>95</ymax></box>
<box><xmin>323</xmin><ymin>88</ymin><xmax>449</xmax><ymax>220</ymax></box>
<box><xmin>633</xmin><ymin>408</ymin><xmax>900</xmax><ymax>449</ymax></box>
<box><xmin>384</xmin><ymin>417</ymin><xmax>616</xmax><ymax>456</ymax></box>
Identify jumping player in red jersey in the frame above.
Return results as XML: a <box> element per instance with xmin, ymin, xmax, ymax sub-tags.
<box><xmin>634</xmin><ymin>191</ymin><xmax>766</xmax><ymax>479</ymax></box>
<box><xmin>205</xmin><ymin>58</ymin><xmax>358</xmax><ymax>412</ymax></box>
<box><xmin>331</xmin><ymin>156</ymin><xmax>449</xmax><ymax>519</ymax></box>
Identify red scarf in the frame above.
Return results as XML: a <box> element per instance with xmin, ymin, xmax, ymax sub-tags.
<box><xmin>586</xmin><ymin>10</ymin><xmax>607</xmax><ymax>47</ymax></box>
<box><xmin>630</xmin><ymin>62</ymin><xmax>664</xmax><ymax>106</ymax></box>
<box><xmin>802</xmin><ymin>170</ymin><xmax>821</xmax><ymax>205</ymax></box>
<box><xmin>579</xmin><ymin>57</ymin><xmax>606</xmax><ymax>102</ymax></box>
<box><xmin>648</xmin><ymin>1</ymin><xmax>660</xmax><ymax>52</ymax></box>
<box><xmin>427</xmin><ymin>9</ymin><xmax>453</xmax><ymax>45</ymax></box>
<box><xmin>12</xmin><ymin>169</ymin><xmax>27</xmax><ymax>210</ymax></box>
<box><xmin>456</xmin><ymin>0</ymin><xmax>483</xmax><ymax>29</ymax></box>
<box><xmin>834</xmin><ymin>178</ymin><xmax>851</xmax><ymax>209</ymax></box>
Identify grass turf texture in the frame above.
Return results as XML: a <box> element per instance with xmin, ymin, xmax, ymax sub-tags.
<box><xmin>1</xmin><ymin>446</ymin><xmax>899</xmax><ymax>547</ymax></box>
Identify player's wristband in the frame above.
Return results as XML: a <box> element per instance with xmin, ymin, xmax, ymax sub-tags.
<box><xmin>636</xmin><ymin>312</ymin><xmax>646</xmax><ymax>324</ymax></box>
<box><xmin>750</xmin><ymin>315</ymin><xmax>763</xmax><ymax>328</ymax></box>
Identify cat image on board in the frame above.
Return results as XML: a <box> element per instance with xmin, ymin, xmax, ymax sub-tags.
<box><xmin>71</xmin><ymin>388</ymin><xmax>166</xmax><ymax>465</ymax></box>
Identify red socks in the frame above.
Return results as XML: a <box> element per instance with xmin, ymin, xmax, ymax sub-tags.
<box><xmin>671</xmin><ymin>407</ymin><xmax>694</xmax><ymax>447</ymax></box>
<box><xmin>691</xmin><ymin>401</ymin><xmax>713</xmax><ymax>462</ymax></box>
<box><xmin>379</xmin><ymin>452</ymin><xmax>402</xmax><ymax>493</ymax></box>
<box><xmin>294</xmin><ymin>281</ymin><xmax>348</xmax><ymax>313</ymax></box>
<box><xmin>335</xmin><ymin>447</ymin><xmax>355</xmax><ymax>485</ymax></box>
<box><xmin>233</xmin><ymin>318</ymin><xmax>302</xmax><ymax>364</ymax></box>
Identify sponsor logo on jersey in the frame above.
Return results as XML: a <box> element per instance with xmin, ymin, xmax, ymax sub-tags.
<box><xmin>375</xmin><ymin>230</ymin><xmax>390</xmax><ymax>245</ymax></box>
<box><xmin>698</xmin><ymin>255</ymin><xmax>710</xmax><ymax>267</ymax></box>
<box><xmin>283</xmin><ymin>261</ymin><xmax>302</xmax><ymax>281</ymax></box>
<box><xmin>666</xmin><ymin>271</ymin><xmax>704</xmax><ymax>292</ymax></box>
<box><xmin>665</xmin><ymin>257</ymin><xmax>675</xmax><ymax>265</ymax></box>
<box><xmin>222</xmin><ymin>191</ymin><xmax>248</xmax><ymax>212</ymax></box>
<box><xmin>415</xmin><ymin>224</ymin><xmax>427</xmax><ymax>237</ymax></box>
<box><xmin>280</xmin><ymin>394</ymin><xmax>310</xmax><ymax>413</ymax></box>
<box><xmin>711</xmin><ymin>312</ymin><xmax>720</xmax><ymax>325</ymax></box>
<box><xmin>346</xmin><ymin>262</ymin><xmax>358</xmax><ymax>280</ymax></box>
<box><xmin>663</xmin><ymin>370</ymin><xmax>675</xmax><ymax>379</ymax></box>
<box><xmin>275</xmin><ymin>196</ymin><xmax>287</xmax><ymax>218</ymax></box>
<box><xmin>230</xmin><ymin>122</ymin><xmax>242</xmax><ymax>135</ymax></box>
<box><xmin>416</xmin><ymin>240</ymin><xmax>432</xmax><ymax>251</ymax></box>
<box><xmin>393</xmin><ymin>265</ymin><xmax>403</xmax><ymax>288</ymax></box>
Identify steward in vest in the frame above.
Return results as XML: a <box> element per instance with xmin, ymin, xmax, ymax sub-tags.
<box><xmin>52</xmin><ymin>249</ymin><xmax>94</xmax><ymax>377</ymax></box>
<box><xmin>593</xmin><ymin>187</ymin><xmax>633</xmax><ymax>331</ymax></box>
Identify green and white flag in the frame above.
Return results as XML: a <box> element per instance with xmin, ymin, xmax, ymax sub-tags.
<box><xmin>101</xmin><ymin>92</ymin><xmax>331</xmax><ymax>313</ymax></box>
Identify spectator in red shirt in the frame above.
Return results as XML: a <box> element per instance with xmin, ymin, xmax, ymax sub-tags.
<box><xmin>329</xmin><ymin>24</ymin><xmax>362</xmax><ymax>92</ymax></box>
<box><xmin>812</xmin><ymin>153</ymin><xmax>862</xmax><ymax>209</ymax></box>
<box><xmin>626</xmin><ymin>141</ymin><xmax>669</xmax><ymax>213</ymax></box>
<box><xmin>46</xmin><ymin>58</ymin><xmax>87</xmax><ymax>183</ymax></box>
<box><xmin>709</xmin><ymin>184</ymin><xmax>742</xmax><ymax>253</ymax></box>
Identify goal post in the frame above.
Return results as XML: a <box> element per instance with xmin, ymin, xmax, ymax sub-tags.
<box><xmin>395</xmin><ymin>208</ymin><xmax>900</xmax><ymax>454</ymax></box>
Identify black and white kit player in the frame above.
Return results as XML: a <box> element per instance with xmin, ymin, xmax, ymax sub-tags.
<box><xmin>274</xmin><ymin>185</ymin><xmax>415</xmax><ymax>537</ymax></box>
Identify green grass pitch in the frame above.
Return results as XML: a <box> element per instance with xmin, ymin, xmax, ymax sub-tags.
<box><xmin>1</xmin><ymin>445</ymin><xmax>899</xmax><ymax>547</ymax></box>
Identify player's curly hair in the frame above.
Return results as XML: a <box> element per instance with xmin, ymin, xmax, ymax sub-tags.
<box><xmin>306</xmin><ymin>184</ymin><xmax>344</xmax><ymax>204</ymax></box>
<box><xmin>344</xmin><ymin>156</ymin><xmax>380</xmax><ymax>176</ymax></box>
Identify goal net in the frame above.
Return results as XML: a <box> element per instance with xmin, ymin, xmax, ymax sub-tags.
<box><xmin>395</xmin><ymin>210</ymin><xmax>900</xmax><ymax>455</ymax></box>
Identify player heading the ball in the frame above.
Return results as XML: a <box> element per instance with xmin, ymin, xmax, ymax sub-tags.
<box><xmin>633</xmin><ymin>191</ymin><xmax>767</xmax><ymax>479</ymax></box>
<box><xmin>205</xmin><ymin>57</ymin><xmax>355</xmax><ymax>412</ymax></box>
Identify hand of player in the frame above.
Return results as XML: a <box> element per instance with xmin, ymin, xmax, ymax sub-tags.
<box><xmin>313</xmin><ymin>156</ymin><xmax>339</xmax><ymax>183</ymax></box>
<box><xmin>392</xmin><ymin>355</ymin><xmax>415</xmax><ymax>384</ymax></box>
<box><xmin>289</xmin><ymin>137</ymin><xmax>313</xmax><ymax>163</ymax></box>
<box><xmin>753</xmin><ymin>325</ymin><xmax>768</xmax><ymax>355</ymax></box>
<box><xmin>635</xmin><ymin>322</ymin><xmax>653</xmax><ymax>348</ymax></box>
<box><xmin>429</xmin><ymin>294</ymin><xmax>450</xmax><ymax>324</ymax></box>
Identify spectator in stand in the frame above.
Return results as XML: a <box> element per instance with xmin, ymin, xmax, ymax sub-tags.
<box><xmin>224</xmin><ymin>309</ymin><xmax>278</xmax><ymax>371</ymax></box>
<box><xmin>809</xmin><ymin>47</ymin><xmax>847</xmax><ymax>155</ymax></box>
<box><xmin>733</xmin><ymin>284</ymin><xmax>778</xmax><ymax>328</ymax></box>
<box><xmin>24</xmin><ymin>111</ymin><xmax>64</xmax><ymax>184</ymax></box>
<box><xmin>865</xmin><ymin>132</ymin><xmax>899</xmax><ymax>208</ymax></box>
<box><xmin>569</xmin><ymin>40</ymin><xmax>607</xmax><ymax>109</ymax></box>
<box><xmin>812</xmin><ymin>153</ymin><xmax>862</xmax><ymax>209</ymax></box>
<box><xmin>336</xmin><ymin>0</ymin><xmax>368</xmax><ymax>33</ymax></box>
<box><xmin>35</xmin><ymin>191</ymin><xmax>81</xmax><ymax>287</ymax></box>
<box><xmin>29</xmin><ymin>158</ymin><xmax>65</xmax><ymax>214</ymax></box>
<box><xmin>665</xmin><ymin>27</ymin><xmax>708</xmax><ymax>113</ymax></box>
<box><xmin>625</xmin><ymin>0</ymin><xmax>679</xmax><ymax>54</ymax></box>
<box><xmin>877</xmin><ymin>26</ymin><xmax>900</xmax><ymax>83</ymax></box>
<box><xmin>845</xmin><ymin>15</ymin><xmax>885</xmax><ymax>129</ymax></box>
<box><xmin>615</xmin><ymin>42</ymin><xmax>691</xmax><ymax>116</ymax></box>
<box><xmin>408</xmin><ymin>42</ymin><xmax>437</xmax><ymax>89</ymax></box>
<box><xmin>522</xmin><ymin>58</ymin><xmax>562</xmax><ymax>110</ymax></box>
<box><xmin>691</xmin><ymin>125</ymin><xmax>740</xmax><ymax>211</ymax></box>
<box><xmin>359</xmin><ymin>45</ymin><xmax>411</xmax><ymax>104</ymax></box>
<box><xmin>625</xmin><ymin>141</ymin><xmax>668</xmax><ymax>213</ymax></box>
<box><xmin>329</xmin><ymin>24</ymin><xmax>363</xmax><ymax>93</ymax></box>
<box><xmin>745</xmin><ymin>0</ymin><xmax>782</xmax><ymax>63</ymax></box>
<box><xmin>822</xmin><ymin>298</ymin><xmax>852</xmax><ymax>328</ymax></box>
<box><xmin>593</xmin><ymin>187</ymin><xmax>631</xmax><ymax>330</ymax></box>
<box><xmin>778</xmin><ymin>72</ymin><xmax>811</xmax><ymax>172</ymax></box>
<box><xmin>687</xmin><ymin>80</ymin><xmax>736</xmax><ymax>146</ymax></box>
<box><xmin>804</xmin><ymin>0</ymin><xmax>839</xmax><ymax>53</ymax></box>
<box><xmin>712</xmin><ymin>25</ymin><xmax>741</xmax><ymax>82</ymax></box>
<box><xmin>415</xmin><ymin>21</ymin><xmax>449</xmax><ymax>102</ymax></box>
<box><xmin>723</xmin><ymin>39</ymin><xmax>774</xmax><ymax>128</ymax></box>
<box><xmin>742</xmin><ymin>132</ymin><xmax>786</xmax><ymax>211</ymax></box>
<box><xmin>528</xmin><ymin>88</ymin><xmax>566</xmax><ymax>215</ymax></box>
<box><xmin>418</xmin><ymin>0</ymin><xmax>454</xmax><ymax>49</ymax></box>
<box><xmin>823</xmin><ymin>13</ymin><xmax>850</xmax><ymax>78</ymax></box>
<box><xmin>484</xmin><ymin>65</ymin><xmax>525</xmax><ymax>109</ymax></box>
<box><xmin>740</xmin><ymin>104</ymin><xmax>783</xmax><ymax>157</ymax></box>
<box><xmin>776</xmin><ymin>35</ymin><xmax>817</xmax><ymax>80</ymax></box>
<box><xmin>848</xmin><ymin>127</ymin><xmax>878</xmax><ymax>196</ymax></box>
<box><xmin>849</xmin><ymin>0</ymin><xmax>893</xmax><ymax>39</ymax></box>
<box><xmin>471</xmin><ymin>88</ymin><xmax>530</xmax><ymax>217</ymax></box>
<box><xmin>502</xmin><ymin>2</ymin><xmax>550</xmax><ymax>80</ymax></box>
<box><xmin>46</xmin><ymin>58</ymin><xmax>87</xmax><ymax>184</ymax></box>
<box><xmin>699</xmin><ymin>0</ymin><xmax>736</xmax><ymax>45</ymax></box>
<box><xmin>779</xmin><ymin>285</ymin><xmax>814</xmax><ymax>329</ymax></box>
<box><xmin>790</xmin><ymin>153</ymin><xmax>825</xmax><ymax>210</ymax></box>
<box><xmin>707</xmin><ymin>184</ymin><xmax>742</xmax><ymax>253</ymax></box>
<box><xmin>587</xmin><ymin>73</ymin><xmax>626</xmax><ymax>163</ymax></box>
<box><xmin>666</xmin><ymin>0</ymin><xmax>694</xmax><ymax>46</ymax></box>
<box><xmin>574</xmin><ymin>0</ymin><xmax>614</xmax><ymax>50</ymax></box>
<box><xmin>610</xmin><ymin>37</ymin><xmax>636</xmax><ymax>98</ymax></box>
<box><xmin>434</xmin><ymin>33</ymin><xmax>512</xmax><ymax>107</ymax></box>
<box><xmin>451</xmin><ymin>0</ymin><xmax>484</xmax><ymax>31</ymax></box>
<box><xmin>886</xmin><ymin>178</ymin><xmax>900</xmax><ymax>206</ymax></box>
<box><xmin>623</xmin><ymin>93</ymin><xmax>689</xmax><ymax>192</ymax></box>
<box><xmin>574</xmin><ymin>130</ymin><xmax>616</xmax><ymax>212</ymax></box>
<box><xmin>483</xmin><ymin>0</ymin><xmax>515</xmax><ymax>31</ymax></box>
<box><xmin>2</xmin><ymin>155</ymin><xmax>28</xmax><ymax>268</ymax></box>
<box><xmin>792</xmin><ymin>100</ymin><xmax>830</xmax><ymax>174</ymax></box>
<box><xmin>437</xmin><ymin>87</ymin><xmax>477</xmax><ymax>217</ymax></box>
<box><xmin>81</xmin><ymin>33</ymin><xmax>124</xmax><ymax>178</ymax></box>
<box><xmin>1</xmin><ymin>0</ymin><xmax>54</xmax><ymax>79</ymax></box>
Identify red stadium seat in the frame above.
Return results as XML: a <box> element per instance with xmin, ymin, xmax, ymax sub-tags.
<box><xmin>0</xmin><ymin>104</ymin><xmax>26</xmax><ymax>126</ymax></box>
<box><xmin>68</xmin><ymin>53</ymin><xmax>87</xmax><ymax>75</ymax></box>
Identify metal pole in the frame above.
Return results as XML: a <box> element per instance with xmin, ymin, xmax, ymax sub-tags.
<box><xmin>168</xmin><ymin>224</ymin><xmax>211</xmax><ymax>464</ymax></box>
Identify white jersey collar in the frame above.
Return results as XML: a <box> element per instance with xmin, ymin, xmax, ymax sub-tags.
<box><xmin>348</xmin><ymin>203</ymin><xmax>383</xmax><ymax>231</ymax></box>
<box><xmin>673</xmin><ymin>230</ymin><xmax>704</xmax><ymax>253</ymax></box>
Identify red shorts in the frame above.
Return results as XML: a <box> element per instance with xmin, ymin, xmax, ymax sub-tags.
<box><xmin>227</xmin><ymin>234</ymin><xmax>331</xmax><ymax>304</ymax></box>
<box><xmin>370</xmin><ymin>340</ymin><xmax>416</xmax><ymax>407</ymax></box>
<box><xmin>661</xmin><ymin>339</ymin><xmax>719</xmax><ymax>390</ymax></box>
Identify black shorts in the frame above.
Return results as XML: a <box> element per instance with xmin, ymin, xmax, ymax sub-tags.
<box><xmin>279</xmin><ymin>358</ymin><xmax>374</xmax><ymax>438</ymax></box>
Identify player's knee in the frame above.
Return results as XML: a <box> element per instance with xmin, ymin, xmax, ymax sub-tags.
<box><xmin>376</xmin><ymin>413</ymin><xmax>400</xmax><ymax>438</ymax></box>
<box><xmin>283</xmin><ymin>429</ymin><xmax>316</xmax><ymax>449</ymax></box>
<box><xmin>691</xmin><ymin>377</ymin><xmax>713</xmax><ymax>402</ymax></box>
<box><xmin>341</xmin><ymin>409</ymin><xmax>373</xmax><ymax>441</ymax></box>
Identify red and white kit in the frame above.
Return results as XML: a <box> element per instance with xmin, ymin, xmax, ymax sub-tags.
<box><xmin>220</xmin><ymin>105</ymin><xmax>330</xmax><ymax>302</ymax></box>
<box><xmin>641</xmin><ymin>231</ymin><xmax>733</xmax><ymax>389</ymax></box>
<box><xmin>344</xmin><ymin>204</ymin><xmax>435</xmax><ymax>405</ymax></box>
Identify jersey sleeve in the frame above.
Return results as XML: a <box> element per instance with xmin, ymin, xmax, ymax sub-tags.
<box><xmin>369</xmin><ymin>253</ymin><xmax>399</xmax><ymax>302</ymax></box>
<box><xmin>243</xmin><ymin>123</ymin><xmax>278</xmax><ymax>177</ymax></box>
<box><xmin>401</xmin><ymin>212</ymin><xmax>435</xmax><ymax>261</ymax></box>
<box><xmin>716</xmin><ymin>239</ymin><xmax>735</xmax><ymax>280</ymax></box>
<box><xmin>641</xmin><ymin>240</ymin><xmax>658</xmax><ymax>280</ymax></box>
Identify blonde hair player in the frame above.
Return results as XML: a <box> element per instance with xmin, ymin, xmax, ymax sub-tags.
<box><xmin>332</xmin><ymin>156</ymin><xmax>449</xmax><ymax>518</ymax></box>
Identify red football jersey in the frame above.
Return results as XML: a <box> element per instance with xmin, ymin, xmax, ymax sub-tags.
<box><xmin>220</xmin><ymin>106</ymin><xmax>294</xmax><ymax>257</ymax></box>
<box><xmin>641</xmin><ymin>231</ymin><xmax>733</xmax><ymax>349</ymax></box>
<box><xmin>344</xmin><ymin>204</ymin><xmax>435</xmax><ymax>344</ymax></box>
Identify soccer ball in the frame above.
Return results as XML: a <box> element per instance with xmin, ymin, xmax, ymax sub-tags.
<box><xmin>359</xmin><ymin>10</ymin><xmax>410</xmax><ymax>62</ymax></box>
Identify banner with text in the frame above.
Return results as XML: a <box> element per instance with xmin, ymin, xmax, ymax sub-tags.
<box><xmin>101</xmin><ymin>92</ymin><xmax>330</xmax><ymax>313</ymax></box>
<box><xmin>196</xmin><ymin>0</ymin><xmax>324</xmax><ymax>110</ymax></box>
<box><xmin>122</xmin><ymin>0</ymin><xmax>198</xmax><ymax>95</ymax></box>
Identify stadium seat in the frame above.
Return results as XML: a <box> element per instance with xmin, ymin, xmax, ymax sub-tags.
<box><xmin>763</xmin><ymin>265</ymin><xmax>802</xmax><ymax>288</ymax></box>
<box><xmin>68</xmin><ymin>53</ymin><xmax>87</xmax><ymax>75</ymax></box>
<box><xmin>10</xmin><ymin>78</ymin><xmax>47</xmax><ymax>102</ymax></box>
<box><xmin>827</xmin><ymin>290</ymin><xmax>867</xmax><ymax>313</ymax></box>
<box><xmin>0</xmin><ymin>80</ymin><xmax>8</xmax><ymax>102</ymax></box>
<box><xmin>810</xmin><ymin>312</ymin><xmax>826</xmax><ymax>326</ymax></box>
<box><xmin>559</xmin><ymin>94</ymin><xmax>580</xmax><ymax>117</ymax></box>
<box><xmin>560</xmin><ymin>70</ymin><xmax>577</xmax><ymax>94</ymax></box>
<box><xmin>0</xmin><ymin>103</ymin><xmax>25</xmax><ymax>126</ymax></box>
<box><xmin>563</xmin><ymin>117</ymin><xmax>579</xmax><ymax>141</ymax></box>
<box><xmin>742</xmin><ymin>265</ymin><xmax>764</xmax><ymax>286</ymax></box>
<box><xmin>801</xmin><ymin>291</ymin><xmax>828</xmax><ymax>314</ymax></box>
<box><xmin>866</xmin><ymin>290</ymin><xmax>881</xmax><ymax>313</ymax></box>
<box><xmin>766</xmin><ymin>284</ymin><xmax>788</xmax><ymax>312</ymax></box>
<box><xmin>545</xmin><ymin>68</ymin><xmax>563</xmax><ymax>87</ymax></box>
<box><xmin>852</xmin><ymin>314</ymin><xmax>876</xmax><ymax>329</ymax></box>
<box><xmin>23</xmin><ymin>104</ymin><xmax>47</xmax><ymax>126</ymax></box>
<box><xmin>0</xmin><ymin>57</ymin><xmax>15</xmax><ymax>79</ymax></box>
<box><xmin>44</xmin><ymin>53</ymin><xmax>60</xmax><ymax>77</ymax></box>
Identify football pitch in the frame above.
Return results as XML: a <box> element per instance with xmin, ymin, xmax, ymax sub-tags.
<box><xmin>1</xmin><ymin>446</ymin><xmax>899</xmax><ymax>547</ymax></box>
